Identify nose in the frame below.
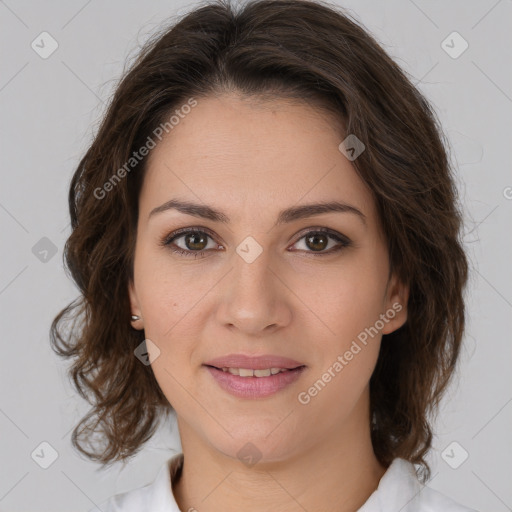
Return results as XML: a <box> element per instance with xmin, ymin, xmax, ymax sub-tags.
<box><xmin>216</xmin><ymin>245</ymin><xmax>292</xmax><ymax>336</ymax></box>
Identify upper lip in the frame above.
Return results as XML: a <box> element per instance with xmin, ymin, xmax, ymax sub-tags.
<box><xmin>204</xmin><ymin>354</ymin><xmax>305</xmax><ymax>370</ymax></box>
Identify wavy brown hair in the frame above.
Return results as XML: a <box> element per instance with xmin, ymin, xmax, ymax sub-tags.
<box><xmin>50</xmin><ymin>0</ymin><xmax>468</xmax><ymax>481</ymax></box>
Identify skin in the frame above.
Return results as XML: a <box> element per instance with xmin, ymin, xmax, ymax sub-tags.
<box><xmin>128</xmin><ymin>93</ymin><xmax>409</xmax><ymax>512</ymax></box>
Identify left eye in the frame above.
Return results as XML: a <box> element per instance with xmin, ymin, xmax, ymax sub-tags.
<box><xmin>292</xmin><ymin>230</ymin><xmax>350</xmax><ymax>254</ymax></box>
<box><xmin>161</xmin><ymin>228</ymin><xmax>351</xmax><ymax>258</ymax></box>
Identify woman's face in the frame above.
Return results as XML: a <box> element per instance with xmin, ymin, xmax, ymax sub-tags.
<box><xmin>129</xmin><ymin>93</ymin><xmax>408</xmax><ymax>462</ymax></box>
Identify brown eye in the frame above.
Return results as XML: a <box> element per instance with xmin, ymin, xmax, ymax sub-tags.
<box><xmin>161</xmin><ymin>228</ymin><xmax>218</xmax><ymax>258</ymax></box>
<box><xmin>161</xmin><ymin>227</ymin><xmax>351</xmax><ymax>258</ymax></box>
<box><xmin>305</xmin><ymin>233</ymin><xmax>329</xmax><ymax>252</ymax></box>
<box><xmin>183</xmin><ymin>232</ymin><xmax>209</xmax><ymax>251</ymax></box>
<box><xmin>291</xmin><ymin>229</ymin><xmax>351</xmax><ymax>255</ymax></box>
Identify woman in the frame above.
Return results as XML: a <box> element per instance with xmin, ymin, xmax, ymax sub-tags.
<box><xmin>51</xmin><ymin>0</ymin><xmax>478</xmax><ymax>510</ymax></box>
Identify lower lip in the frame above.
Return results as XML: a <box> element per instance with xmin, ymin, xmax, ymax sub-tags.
<box><xmin>204</xmin><ymin>365</ymin><xmax>306</xmax><ymax>399</ymax></box>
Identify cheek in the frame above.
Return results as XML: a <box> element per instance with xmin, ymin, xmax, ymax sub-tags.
<box><xmin>135</xmin><ymin>244</ymin><xmax>201</xmax><ymax>332</ymax></box>
<box><xmin>304</xmin><ymin>261</ymin><xmax>387</xmax><ymax>344</ymax></box>
<box><xmin>296</xmin><ymin>255</ymin><xmax>388</xmax><ymax>402</ymax></box>
<box><xmin>316</xmin><ymin>286</ymin><xmax>383</xmax><ymax>385</ymax></box>
<box><xmin>296</xmin><ymin>271</ymin><xmax>385</xmax><ymax>414</ymax></box>
<box><xmin>138</xmin><ymin>270</ymin><xmax>201</xmax><ymax>409</ymax></box>
<box><xmin>133</xmin><ymin>255</ymin><xmax>197</xmax><ymax>382</ymax></box>
<box><xmin>332</xmin><ymin>283</ymin><xmax>386</xmax><ymax>344</ymax></box>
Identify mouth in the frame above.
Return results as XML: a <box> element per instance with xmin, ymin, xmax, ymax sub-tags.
<box><xmin>203</xmin><ymin>364</ymin><xmax>307</xmax><ymax>399</ymax></box>
<box><xmin>204</xmin><ymin>364</ymin><xmax>306</xmax><ymax>377</ymax></box>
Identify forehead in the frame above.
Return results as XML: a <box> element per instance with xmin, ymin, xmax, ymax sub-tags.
<box><xmin>139</xmin><ymin>94</ymin><xmax>376</xmax><ymax>225</ymax></box>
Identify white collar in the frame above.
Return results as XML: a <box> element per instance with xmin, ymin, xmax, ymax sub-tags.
<box><xmin>93</xmin><ymin>453</ymin><xmax>477</xmax><ymax>511</ymax></box>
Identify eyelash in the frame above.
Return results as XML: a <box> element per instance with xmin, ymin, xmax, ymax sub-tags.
<box><xmin>159</xmin><ymin>226</ymin><xmax>352</xmax><ymax>258</ymax></box>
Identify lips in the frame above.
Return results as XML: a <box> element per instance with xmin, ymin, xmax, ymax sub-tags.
<box><xmin>205</xmin><ymin>364</ymin><xmax>307</xmax><ymax>398</ymax></box>
<box><xmin>203</xmin><ymin>353</ymin><xmax>305</xmax><ymax>371</ymax></box>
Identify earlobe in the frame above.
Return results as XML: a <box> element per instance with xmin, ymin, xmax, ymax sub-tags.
<box><xmin>128</xmin><ymin>279</ymin><xmax>144</xmax><ymax>328</ymax></box>
<box><xmin>381</xmin><ymin>273</ymin><xmax>409</xmax><ymax>335</ymax></box>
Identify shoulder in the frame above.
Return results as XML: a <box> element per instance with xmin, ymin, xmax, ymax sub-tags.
<box><xmin>415</xmin><ymin>482</ymin><xmax>479</xmax><ymax>512</ymax></box>
<box><xmin>87</xmin><ymin>484</ymin><xmax>151</xmax><ymax>512</ymax></box>
<box><xmin>361</xmin><ymin>458</ymin><xmax>479</xmax><ymax>512</ymax></box>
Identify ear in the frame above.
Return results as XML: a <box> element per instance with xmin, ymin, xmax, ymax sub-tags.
<box><xmin>381</xmin><ymin>272</ymin><xmax>409</xmax><ymax>335</ymax></box>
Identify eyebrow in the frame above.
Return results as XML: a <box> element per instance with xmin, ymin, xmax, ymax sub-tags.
<box><xmin>148</xmin><ymin>198</ymin><xmax>366</xmax><ymax>226</ymax></box>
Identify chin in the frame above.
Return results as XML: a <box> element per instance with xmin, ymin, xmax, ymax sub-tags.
<box><xmin>208</xmin><ymin>428</ymin><xmax>301</xmax><ymax>467</ymax></box>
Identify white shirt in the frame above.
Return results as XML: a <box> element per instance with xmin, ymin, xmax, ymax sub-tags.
<box><xmin>89</xmin><ymin>452</ymin><xmax>478</xmax><ymax>511</ymax></box>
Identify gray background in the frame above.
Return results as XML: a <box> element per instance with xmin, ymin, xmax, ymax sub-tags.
<box><xmin>1</xmin><ymin>0</ymin><xmax>511</xmax><ymax>511</ymax></box>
